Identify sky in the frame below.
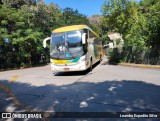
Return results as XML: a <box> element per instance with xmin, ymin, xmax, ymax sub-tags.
<box><xmin>45</xmin><ymin>0</ymin><xmax>105</xmax><ymax>17</ymax></box>
<box><xmin>45</xmin><ymin>0</ymin><xmax>141</xmax><ymax>17</ymax></box>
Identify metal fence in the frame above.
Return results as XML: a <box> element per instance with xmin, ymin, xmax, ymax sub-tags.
<box><xmin>123</xmin><ymin>46</ymin><xmax>160</xmax><ymax>65</ymax></box>
<box><xmin>105</xmin><ymin>46</ymin><xmax>160</xmax><ymax>65</ymax></box>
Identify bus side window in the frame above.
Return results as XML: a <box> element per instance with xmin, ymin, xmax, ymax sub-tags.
<box><xmin>83</xmin><ymin>29</ymin><xmax>88</xmax><ymax>53</ymax></box>
<box><xmin>89</xmin><ymin>31</ymin><xmax>95</xmax><ymax>38</ymax></box>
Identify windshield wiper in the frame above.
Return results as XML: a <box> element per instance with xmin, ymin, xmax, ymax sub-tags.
<box><xmin>57</xmin><ymin>52</ymin><xmax>60</xmax><ymax>60</ymax></box>
<box><xmin>65</xmin><ymin>46</ymin><xmax>76</xmax><ymax>59</ymax></box>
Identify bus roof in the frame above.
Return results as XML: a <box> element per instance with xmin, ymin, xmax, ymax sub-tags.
<box><xmin>52</xmin><ymin>25</ymin><xmax>100</xmax><ymax>38</ymax></box>
<box><xmin>52</xmin><ymin>25</ymin><xmax>87</xmax><ymax>33</ymax></box>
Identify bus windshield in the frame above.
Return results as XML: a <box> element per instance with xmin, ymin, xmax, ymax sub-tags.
<box><xmin>50</xmin><ymin>30</ymin><xmax>84</xmax><ymax>60</ymax></box>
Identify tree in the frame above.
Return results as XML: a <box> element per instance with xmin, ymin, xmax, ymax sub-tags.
<box><xmin>63</xmin><ymin>7</ymin><xmax>90</xmax><ymax>26</ymax></box>
<box><xmin>88</xmin><ymin>15</ymin><xmax>102</xmax><ymax>35</ymax></box>
<box><xmin>0</xmin><ymin>5</ymin><xmax>44</xmax><ymax>68</ymax></box>
<box><xmin>101</xmin><ymin>0</ymin><xmax>160</xmax><ymax>64</ymax></box>
<box><xmin>0</xmin><ymin>1</ymin><xmax>95</xmax><ymax>69</ymax></box>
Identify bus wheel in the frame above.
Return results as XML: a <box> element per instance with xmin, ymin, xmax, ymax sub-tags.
<box><xmin>89</xmin><ymin>59</ymin><xmax>92</xmax><ymax>72</ymax></box>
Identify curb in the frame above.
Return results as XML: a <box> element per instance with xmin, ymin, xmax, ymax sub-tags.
<box><xmin>0</xmin><ymin>63</ymin><xmax>49</xmax><ymax>72</ymax></box>
<box><xmin>119</xmin><ymin>63</ymin><xmax>160</xmax><ymax>69</ymax></box>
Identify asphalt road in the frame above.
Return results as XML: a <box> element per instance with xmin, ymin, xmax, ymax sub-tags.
<box><xmin>0</xmin><ymin>61</ymin><xmax>160</xmax><ymax>118</ymax></box>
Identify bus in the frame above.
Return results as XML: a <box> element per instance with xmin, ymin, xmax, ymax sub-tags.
<box><xmin>43</xmin><ymin>25</ymin><xmax>104</xmax><ymax>72</ymax></box>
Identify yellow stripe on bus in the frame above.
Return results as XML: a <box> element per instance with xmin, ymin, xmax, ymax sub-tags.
<box><xmin>52</xmin><ymin>60</ymin><xmax>67</xmax><ymax>64</ymax></box>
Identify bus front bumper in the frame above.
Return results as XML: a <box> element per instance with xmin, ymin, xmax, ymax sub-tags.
<box><xmin>51</xmin><ymin>61</ymin><xmax>89</xmax><ymax>72</ymax></box>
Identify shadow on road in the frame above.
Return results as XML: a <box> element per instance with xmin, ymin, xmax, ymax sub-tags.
<box><xmin>1</xmin><ymin>79</ymin><xmax>160</xmax><ymax>111</ymax></box>
<box><xmin>53</xmin><ymin>70</ymin><xmax>89</xmax><ymax>76</ymax></box>
<box><xmin>0</xmin><ymin>79</ymin><xmax>160</xmax><ymax>120</ymax></box>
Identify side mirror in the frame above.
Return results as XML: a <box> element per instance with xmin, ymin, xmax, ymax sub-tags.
<box><xmin>82</xmin><ymin>33</ymin><xmax>86</xmax><ymax>44</ymax></box>
<box><xmin>43</xmin><ymin>37</ymin><xmax>51</xmax><ymax>48</ymax></box>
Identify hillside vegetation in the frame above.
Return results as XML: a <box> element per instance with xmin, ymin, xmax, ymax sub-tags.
<box><xmin>0</xmin><ymin>0</ymin><xmax>160</xmax><ymax>69</ymax></box>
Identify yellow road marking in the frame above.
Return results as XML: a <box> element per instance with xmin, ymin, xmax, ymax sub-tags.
<box><xmin>9</xmin><ymin>75</ymin><xmax>19</xmax><ymax>83</ymax></box>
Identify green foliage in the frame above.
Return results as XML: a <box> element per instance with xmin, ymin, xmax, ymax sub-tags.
<box><xmin>108</xmin><ymin>48</ymin><xmax>122</xmax><ymax>63</ymax></box>
<box><xmin>0</xmin><ymin>1</ymin><xmax>93</xmax><ymax>69</ymax></box>
<box><xmin>63</xmin><ymin>7</ymin><xmax>91</xmax><ymax>26</ymax></box>
<box><xmin>88</xmin><ymin>14</ymin><xmax>102</xmax><ymax>35</ymax></box>
<box><xmin>101</xmin><ymin>0</ymin><xmax>160</xmax><ymax>64</ymax></box>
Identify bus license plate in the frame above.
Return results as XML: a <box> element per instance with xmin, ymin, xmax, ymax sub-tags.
<box><xmin>63</xmin><ymin>68</ymin><xmax>69</xmax><ymax>71</ymax></box>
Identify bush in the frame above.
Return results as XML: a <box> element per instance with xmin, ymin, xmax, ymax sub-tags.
<box><xmin>108</xmin><ymin>48</ymin><xmax>122</xmax><ymax>63</ymax></box>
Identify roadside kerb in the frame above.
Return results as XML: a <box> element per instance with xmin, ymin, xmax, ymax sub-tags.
<box><xmin>119</xmin><ymin>63</ymin><xmax>160</xmax><ymax>69</ymax></box>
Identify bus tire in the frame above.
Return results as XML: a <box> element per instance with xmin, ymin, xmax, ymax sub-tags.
<box><xmin>89</xmin><ymin>59</ymin><xmax>92</xmax><ymax>72</ymax></box>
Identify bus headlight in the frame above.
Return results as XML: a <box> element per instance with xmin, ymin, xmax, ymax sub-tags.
<box><xmin>80</xmin><ymin>58</ymin><xmax>85</xmax><ymax>62</ymax></box>
<box><xmin>79</xmin><ymin>56</ymin><xmax>86</xmax><ymax>62</ymax></box>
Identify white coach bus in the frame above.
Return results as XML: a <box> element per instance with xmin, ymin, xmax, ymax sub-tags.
<box><xmin>43</xmin><ymin>25</ymin><xmax>104</xmax><ymax>72</ymax></box>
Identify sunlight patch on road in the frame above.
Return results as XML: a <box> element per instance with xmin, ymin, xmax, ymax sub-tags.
<box><xmin>108</xmin><ymin>86</ymin><xmax>117</xmax><ymax>94</ymax></box>
<box><xmin>5</xmin><ymin>103</ymin><xmax>17</xmax><ymax>112</ymax></box>
<box><xmin>80</xmin><ymin>101</ymin><xmax>88</xmax><ymax>108</ymax></box>
<box><xmin>86</xmin><ymin>96</ymin><xmax>95</xmax><ymax>101</ymax></box>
